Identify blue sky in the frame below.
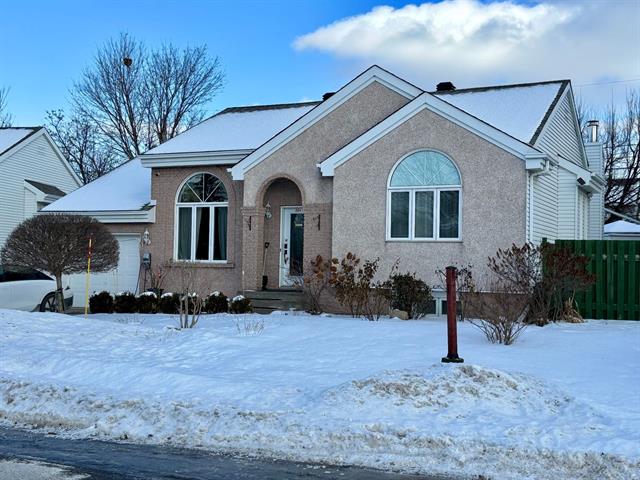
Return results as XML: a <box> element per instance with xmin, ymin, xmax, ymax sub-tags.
<box><xmin>2</xmin><ymin>0</ymin><xmax>639</xmax><ymax>126</ymax></box>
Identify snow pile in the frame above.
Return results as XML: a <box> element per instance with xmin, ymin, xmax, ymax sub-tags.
<box><xmin>0</xmin><ymin>310</ymin><xmax>638</xmax><ymax>479</ymax></box>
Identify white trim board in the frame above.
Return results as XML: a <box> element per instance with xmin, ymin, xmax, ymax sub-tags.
<box><xmin>140</xmin><ymin>149</ymin><xmax>253</xmax><ymax>168</ymax></box>
<box><xmin>320</xmin><ymin>92</ymin><xmax>545</xmax><ymax>176</ymax></box>
<box><xmin>39</xmin><ymin>208</ymin><xmax>156</xmax><ymax>224</ymax></box>
<box><xmin>230</xmin><ymin>65</ymin><xmax>423</xmax><ymax>181</ymax></box>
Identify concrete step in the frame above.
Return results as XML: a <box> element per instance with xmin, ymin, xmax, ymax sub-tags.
<box><xmin>242</xmin><ymin>290</ymin><xmax>306</xmax><ymax>314</ymax></box>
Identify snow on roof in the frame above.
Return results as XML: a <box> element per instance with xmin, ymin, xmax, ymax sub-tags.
<box><xmin>604</xmin><ymin>220</ymin><xmax>640</xmax><ymax>234</ymax></box>
<box><xmin>0</xmin><ymin>127</ymin><xmax>39</xmax><ymax>156</ymax></box>
<box><xmin>143</xmin><ymin>102</ymin><xmax>320</xmax><ymax>156</ymax></box>
<box><xmin>433</xmin><ymin>82</ymin><xmax>565</xmax><ymax>143</ymax></box>
<box><xmin>43</xmin><ymin>158</ymin><xmax>150</xmax><ymax>212</ymax></box>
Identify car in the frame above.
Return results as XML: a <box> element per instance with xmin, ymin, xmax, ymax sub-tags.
<box><xmin>0</xmin><ymin>264</ymin><xmax>73</xmax><ymax>312</ymax></box>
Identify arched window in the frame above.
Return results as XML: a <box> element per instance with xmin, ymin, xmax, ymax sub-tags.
<box><xmin>176</xmin><ymin>173</ymin><xmax>228</xmax><ymax>261</ymax></box>
<box><xmin>387</xmin><ymin>150</ymin><xmax>461</xmax><ymax>241</ymax></box>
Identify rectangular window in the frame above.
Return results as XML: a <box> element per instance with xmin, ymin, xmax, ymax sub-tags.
<box><xmin>213</xmin><ymin>206</ymin><xmax>228</xmax><ymax>261</ymax></box>
<box><xmin>195</xmin><ymin>207</ymin><xmax>210</xmax><ymax>260</ymax></box>
<box><xmin>439</xmin><ymin>190</ymin><xmax>460</xmax><ymax>239</ymax></box>
<box><xmin>177</xmin><ymin>207</ymin><xmax>192</xmax><ymax>260</ymax></box>
<box><xmin>390</xmin><ymin>191</ymin><xmax>410</xmax><ymax>238</ymax></box>
<box><xmin>414</xmin><ymin>191</ymin><xmax>434</xmax><ymax>238</ymax></box>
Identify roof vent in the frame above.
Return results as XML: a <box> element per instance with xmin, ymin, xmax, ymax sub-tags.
<box><xmin>436</xmin><ymin>82</ymin><xmax>456</xmax><ymax>92</ymax></box>
<box><xmin>322</xmin><ymin>92</ymin><xmax>336</xmax><ymax>101</ymax></box>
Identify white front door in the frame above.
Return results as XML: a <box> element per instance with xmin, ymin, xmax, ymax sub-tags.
<box><xmin>279</xmin><ymin>206</ymin><xmax>304</xmax><ymax>287</ymax></box>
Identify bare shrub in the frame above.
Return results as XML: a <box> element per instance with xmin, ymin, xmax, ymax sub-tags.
<box><xmin>333</xmin><ymin>254</ymin><xmax>391</xmax><ymax>320</ymax></box>
<box><xmin>466</xmin><ymin>279</ymin><xmax>530</xmax><ymax>345</ymax></box>
<box><xmin>302</xmin><ymin>255</ymin><xmax>337</xmax><ymax>314</ymax></box>
<box><xmin>235</xmin><ymin>316</ymin><xmax>265</xmax><ymax>336</ymax></box>
<box><xmin>172</xmin><ymin>262</ymin><xmax>204</xmax><ymax>329</ymax></box>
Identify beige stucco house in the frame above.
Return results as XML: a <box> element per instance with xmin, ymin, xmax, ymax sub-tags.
<box><xmin>44</xmin><ymin>66</ymin><xmax>605</xmax><ymax>312</ymax></box>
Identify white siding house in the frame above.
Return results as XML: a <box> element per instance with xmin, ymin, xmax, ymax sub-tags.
<box><xmin>526</xmin><ymin>82</ymin><xmax>604</xmax><ymax>243</ymax></box>
<box><xmin>0</xmin><ymin>127</ymin><xmax>81</xmax><ymax>246</ymax></box>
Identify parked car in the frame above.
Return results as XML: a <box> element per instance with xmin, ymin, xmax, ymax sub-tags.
<box><xmin>0</xmin><ymin>265</ymin><xmax>73</xmax><ymax>312</ymax></box>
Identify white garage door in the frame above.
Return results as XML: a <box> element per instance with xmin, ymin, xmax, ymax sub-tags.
<box><xmin>67</xmin><ymin>234</ymin><xmax>141</xmax><ymax>307</ymax></box>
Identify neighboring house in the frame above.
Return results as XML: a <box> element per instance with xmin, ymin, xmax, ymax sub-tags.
<box><xmin>604</xmin><ymin>220</ymin><xmax>640</xmax><ymax>240</ymax></box>
<box><xmin>43</xmin><ymin>66</ymin><xmax>606</xmax><ymax>312</ymax></box>
<box><xmin>0</xmin><ymin>127</ymin><xmax>81</xmax><ymax>247</ymax></box>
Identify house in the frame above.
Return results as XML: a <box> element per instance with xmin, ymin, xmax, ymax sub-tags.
<box><xmin>604</xmin><ymin>220</ymin><xmax>640</xmax><ymax>240</ymax></box>
<box><xmin>43</xmin><ymin>66</ymin><xmax>605</xmax><ymax>312</ymax></box>
<box><xmin>0</xmin><ymin>127</ymin><xmax>81</xmax><ymax>247</ymax></box>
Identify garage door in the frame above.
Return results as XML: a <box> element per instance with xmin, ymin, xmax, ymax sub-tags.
<box><xmin>67</xmin><ymin>234</ymin><xmax>141</xmax><ymax>307</ymax></box>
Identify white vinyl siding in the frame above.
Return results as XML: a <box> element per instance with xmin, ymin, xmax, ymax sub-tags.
<box><xmin>534</xmin><ymin>90</ymin><xmax>586</xmax><ymax>168</ymax></box>
<box><xmin>528</xmin><ymin>163</ymin><xmax>558</xmax><ymax>244</ymax></box>
<box><xmin>577</xmin><ymin>190</ymin><xmax>589</xmax><ymax>240</ymax></box>
<box><xmin>557</xmin><ymin>168</ymin><xmax>578</xmax><ymax>239</ymax></box>
<box><xmin>0</xmin><ymin>134</ymin><xmax>80</xmax><ymax>246</ymax></box>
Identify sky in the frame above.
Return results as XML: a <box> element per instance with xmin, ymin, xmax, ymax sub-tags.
<box><xmin>1</xmin><ymin>0</ymin><xmax>639</xmax><ymax>126</ymax></box>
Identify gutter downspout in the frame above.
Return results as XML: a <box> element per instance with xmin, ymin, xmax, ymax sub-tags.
<box><xmin>528</xmin><ymin>159</ymin><xmax>551</xmax><ymax>243</ymax></box>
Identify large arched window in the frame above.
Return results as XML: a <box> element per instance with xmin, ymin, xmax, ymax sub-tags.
<box><xmin>176</xmin><ymin>173</ymin><xmax>228</xmax><ymax>261</ymax></box>
<box><xmin>387</xmin><ymin>150</ymin><xmax>461</xmax><ymax>241</ymax></box>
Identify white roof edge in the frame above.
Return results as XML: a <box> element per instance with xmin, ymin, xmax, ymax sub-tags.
<box><xmin>320</xmin><ymin>92</ymin><xmax>542</xmax><ymax>176</ymax></box>
<box><xmin>532</xmin><ymin>83</ymin><xmax>588</xmax><ymax>169</ymax></box>
<box><xmin>140</xmin><ymin>149</ymin><xmax>253</xmax><ymax>168</ymax></box>
<box><xmin>39</xmin><ymin>206</ymin><xmax>155</xmax><ymax>224</ymax></box>
<box><xmin>230</xmin><ymin>66</ymin><xmax>423</xmax><ymax>181</ymax></box>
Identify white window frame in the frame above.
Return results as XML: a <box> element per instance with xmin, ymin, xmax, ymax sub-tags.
<box><xmin>386</xmin><ymin>150</ymin><xmax>462</xmax><ymax>242</ymax></box>
<box><xmin>174</xmin><ymin>173</ymin><xmax>229</xmax><ymax>263</ymax></box>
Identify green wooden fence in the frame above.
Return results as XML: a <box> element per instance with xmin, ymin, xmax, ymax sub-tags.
<box><xmin>555</xmin><ymin>239</ymin><xmax>640</xmax><ymax>320</ymax></box>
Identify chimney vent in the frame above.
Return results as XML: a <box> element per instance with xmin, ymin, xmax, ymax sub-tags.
<box><xmin>587</xmin><ymin>120</ymin><xmax>599</xmax><ymax>143</ymax></box>
<box><xmin>322</xmin><ymin>92</ymin><xmax>335</xmax><ymax>101</ymax></box>
<box><xmin>436</xmin><ymin>82</ymin><xmax>456</xmax><ymax>92</ymax></box>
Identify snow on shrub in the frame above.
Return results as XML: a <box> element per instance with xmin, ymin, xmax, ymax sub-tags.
<box><xmin>229</xmin><ymin>295</ymin><xmax>252</xmax><ymax>314</ymax></box>
<box><xmin>158</xmin><ymin>292</ymin><xmax>180</xmax><ymax>314</ymax></box>
<box><xmin>89</xmin><ymin>291</ymin><xmax>114</xmax><ymax>314</ymax></box>
<box><xmin>136</xmin><ymin>291</ymin><xmax>158</xmax><ymax>314</ymax></box>
<box><xmin>114</xmin><ymin>292</ymin><xmax>137</xmax><ymax>313</ymax></box>
<box><xmin>204</xmin><ymin>291</ymin><xmax>228</xmax><ymax>313</ymax></box>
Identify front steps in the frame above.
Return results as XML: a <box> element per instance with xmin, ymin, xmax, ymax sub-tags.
<box><xmin>241</xmin><ymin>289</ymin><xmax>306</xmax><ymax>314</ymax></box>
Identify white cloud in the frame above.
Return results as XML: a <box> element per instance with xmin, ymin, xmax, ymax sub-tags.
<box><xmin>294</xmin><ymin>0</ymin><xmax>640</xmax><ymax>107</ymax></box>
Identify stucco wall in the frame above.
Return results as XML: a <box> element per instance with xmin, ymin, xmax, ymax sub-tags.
<box><xmin>240</xmin><ymin>81</ymin><xmax>409</xmax><ymax>290</ymax></box>
<box><xmin>148</xmin><ymin>166</ymin><xmax>243</xmax><ymax>297</ymax></box>
<box><xmin>332</xmin><ymin>107</ymin><xmax>527</xmax><ymax>287</ymax></box>
<box><xmin>242</xmin><ymin>81</ymin><xmax>410</xmax><ymax>207</ymax></box>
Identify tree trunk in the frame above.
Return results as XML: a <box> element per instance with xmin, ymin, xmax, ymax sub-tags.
<box><xmin>55</xmin><ymin>274</ymin><xmax>65</xmax><ymax>313</ymax></box>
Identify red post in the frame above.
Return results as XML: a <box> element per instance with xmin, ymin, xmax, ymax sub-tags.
<box><xmin>442</xmin><ymin>266</ymin><xmax>464</xmax><ymax>363</ymax></box>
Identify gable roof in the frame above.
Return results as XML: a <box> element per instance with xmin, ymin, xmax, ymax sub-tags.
<box><xmin>320</xmin><ymin>91</ymin><xmax>547</xmax><ymax>176</ymax></box>
<box><xmin>433</xmin><ymin>80</ymin><xmax>567</xmax><ymax>144</ymax></box>
<box><xmin>25</xmin><ymin>179</ymin><xmax>66</xmax><ymax>197</ymax></box>
<box><xmin>141</xmin><ymin>102</ymin><xmax>320</xmax><ymax>167</ymax></box>
<box><xmin>0</xmin><ymin>127</ymin><xmax>41</xmax><ymax>156</ymax></box>
<box><xmin>43</xmin><ymin>158</ymin><xmax>151</xmax><ymax>214</ymax></box>
<box><xmin>604</xmin><ymin>220</ymin><xmax>640</xmax><ymax>235</ymax></box>
<box><xmin>230</xmin><ymin>65</ymin><xmax>423</xmax><ymax>180</ymax></box>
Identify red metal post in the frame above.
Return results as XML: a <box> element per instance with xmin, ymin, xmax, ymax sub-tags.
<box><xmin>442</xmin><ymin>266</ymin><xmax>464</xmax><ymax>363</ymax></box>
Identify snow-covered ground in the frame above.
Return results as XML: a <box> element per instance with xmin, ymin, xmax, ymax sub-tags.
<box><xmin>0</xmin><ymin>309</ymin><xmax>638</xmax><ymax>479</ymax></box>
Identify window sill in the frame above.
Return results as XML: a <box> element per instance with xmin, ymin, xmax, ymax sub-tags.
<box><xmin>171</xmin><ymin>260</ymin><xmax>236</xmax><ymax>269</ymax></box>
<box><xmin>385</xmin><ymin>239</ymin><xmax>463</xmax><ymax>243</ymax></box>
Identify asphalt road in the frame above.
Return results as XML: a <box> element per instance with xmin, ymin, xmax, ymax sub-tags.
<box><xmin>0</xmin><ymin>428</ymin><xmax>449</xmax><ymax>480</ymax></box>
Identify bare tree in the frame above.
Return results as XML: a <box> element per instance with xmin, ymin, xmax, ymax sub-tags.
<box><xmin>1</xmin><ymin>214</ymin><xmax>119</xmax><ymax>312</ymax></box>
<box><xmin>0</xmin><ymin>86</ymin><xmax>11</xmax><ymax>127</ymax></box>
<box><xmin>46</xmin><ymin>110</ymin><xmax>118</xmax><ymax>184</ymax></box>
<box><xmin>577</xmin><ymin>90</ymin><xmax>640</xmax><ymax>220</ymax></box>
<box><xmin>71</xmin><ymin>33</ymin><xmax>224</xmax><ymax>161</ymax></box>
<box><xmin>146</xmin><ymin>44</ymin><xmax>224</xmax><ymax>143</ymax></box>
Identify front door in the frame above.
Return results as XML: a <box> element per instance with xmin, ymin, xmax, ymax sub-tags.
<box><xmin>280</xmin><ymin>206</ymin><xmax>304</xmax><ymax>287</ymax></box>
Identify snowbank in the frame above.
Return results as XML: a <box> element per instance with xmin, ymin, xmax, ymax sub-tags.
<box><xmin>0</xmin><ymin>310</ymin><xmax>638</xmax><ymax>479</ymax></box>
